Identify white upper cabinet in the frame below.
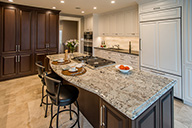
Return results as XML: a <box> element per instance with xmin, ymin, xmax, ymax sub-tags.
<box><xmin>84</xmin><ymin>15</ymin><xmax>93</xmax><ymax>31</ymax></box>
<box><xmin>140</xmin><ymin>22</ymin><xmax>157</xmax><ymax>69</ymax></box>
<box><xmin>116</xmin><ymin>12</ymin><xmax>125</xmax><ymax>36</ymax></box>
<box><xmin>99</xmin><ymin>14</ymin><xmax>109</xmax><ymax>36</ymax></box>
<box><xmin>98</xmin><ymin>7</ymin><xmax>139</xmax><ymax>37</ymax></box>
<box><xmin>139</xmin><ymin>0</ymin><xmax>182</xmax><ymax>14</ymax></box>
<box><xmin>125</xmin><ymin>9</ymin><xmax>139</xmax><ymax>36</ymax></box>
<box><xmin>109</xmin><ymin>14</ymin><xmax>116</xmax><ymax>36</ymax></box>
<box><xmin>157</xmin><ymin>19</ymin><xmax>181</xmax><ymax>75</ymax></box>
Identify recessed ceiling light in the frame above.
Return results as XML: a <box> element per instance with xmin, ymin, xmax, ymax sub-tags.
<box><xmin>111</xmin><ymin>1</ymin><xmax>115</xmax><ymax>4</ymax></box>
<box><xmin>60</xmin><ymin>1</ymin><xmax>64</xmax><ymax>3</ymax></box>
<box><xmin>81</xmin><ymin>11</ymin><xmax>85</xmax><ymax>14</ymax></box>
<box><xmin>52</xmin><ymin>7</ymin><xmax>56</xmax><ymax>9</ymax></box>
<box><xmin>8</xmin><ymin>0</ymin><xmax>13</xmax><ymax>2</ymax></box>
<box><xmin>93</xmin><ymin>7</ymin><xmax>97</xmax><ymax>10</ymax></box>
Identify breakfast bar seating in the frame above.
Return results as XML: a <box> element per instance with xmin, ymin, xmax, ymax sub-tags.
<box><xmin>44</xmin><ymin>74</ymin><xmax>80</xmax><ymax>128</ymax></box>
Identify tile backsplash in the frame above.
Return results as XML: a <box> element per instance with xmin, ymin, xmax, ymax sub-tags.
<box><xmin>99</xmin><ymin>37</ymin><xmax>139</xmax><ymax>51</ymax></box>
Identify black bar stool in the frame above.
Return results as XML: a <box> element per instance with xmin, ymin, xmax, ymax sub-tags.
<box><xmin>44</xmin><ymin>74</ymin><xmax>80</xmax><ymax>128</ymax></box>
<box><xmin>36</xmin><ymin>61</ymin><xmax>62</xmax><ymax>117</ymax></box>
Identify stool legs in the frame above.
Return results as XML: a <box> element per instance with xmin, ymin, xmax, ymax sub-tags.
<box><xmin>49</xmin><ymin>104</ymin><xmax>53</xmax><ymax>128</ymax></box>
<box><xmin>45</xmin><ymin>93</ymin><xmax>48</xmax><ymax>118</ymax></box>
<box><xmin>56</xmin><ymin>105</ymin><xmax>60</xmax><ymax>128</ymax></box>
<box><xmin>40</xmin><ymin>84</ymin><xmax>44</xmax><ymax>107</ymax></box>
<box><xmin>76</xmin><ymin>101</ymin><xmax>80</xmax><ymax>128</ymax></box>
<box><xmin>69</xmin><ymin>104</ymin><xmax>72</xmax><ymax>120</ymax></box>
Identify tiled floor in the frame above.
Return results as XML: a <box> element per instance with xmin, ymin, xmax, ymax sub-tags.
<box><xmin>0</xmin><ymin>75</ymin><xmax>192</xmax><ymax>128</ymax></box>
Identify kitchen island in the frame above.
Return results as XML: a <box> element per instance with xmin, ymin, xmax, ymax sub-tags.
<box><xmin>47</xmin><ymin>53</ymin><xmax>176</xmax><ymax>128</ymax></box>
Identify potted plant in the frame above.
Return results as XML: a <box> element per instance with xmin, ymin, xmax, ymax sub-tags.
<box><xmin>65</xmin><ymin>39</ymin><xmax>78</xmax><ymax>54</ymax></box>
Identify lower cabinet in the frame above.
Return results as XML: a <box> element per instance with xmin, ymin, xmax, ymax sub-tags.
<box><xmin>18</xmin><ymin>53</ymin><xmax>34</xmax><ymax>75</ymax></box>
<box><xmin>100</xmin><ymin>100</ymin><xmax>129</xmax><ymax>128</ymax></box>
<box><xmin>184</xmin><ymin>66</ymin><xmax>192</xmax><ymax>105</ymax></box>
<box><xmin>135</xmin><ymin>101</ymin><xmax>159</xmax><ymax>128</ymax></box>
<box><xmin>135</xmin><ymin>88</ymin><xmax>173</xmax><ymax>128</ymax></box>
<box><xmin>94</xmin><ymin>48</ymin><xmax>139</xmax><ymax>69</ymax></box>
<box><xmin>0</xmin><ymin>53</ymin><xmax>34</xmax><ymax>80</ymax></box>
<box><xmin>0</xmin><ymin>54</ymin><xmax>17</xmax><ymax>78</ymax></box>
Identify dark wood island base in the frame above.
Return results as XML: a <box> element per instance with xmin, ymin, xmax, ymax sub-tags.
<box><xmin>76</xmin><ymin>85</ymin><xmax>173</xmax><ymax>128</ymax></box>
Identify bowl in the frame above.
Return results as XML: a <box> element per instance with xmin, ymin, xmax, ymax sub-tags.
<box><xmin>115</xmin><ymin>64</ymin><xmax>133</xmax><ymax>73</ymax></box>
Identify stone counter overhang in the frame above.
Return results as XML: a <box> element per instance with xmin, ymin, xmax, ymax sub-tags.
<box><xmin>47</xmin><ymin>53</ymin><xmax>176</xmax><ymax>120</ymax></box>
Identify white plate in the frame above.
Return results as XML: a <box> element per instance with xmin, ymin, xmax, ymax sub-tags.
<box><xmin>115</xmin><ymin>64</ymin><xmax>133</xmax><ymax>73</ymax></box>
<box><xmin>58</xmin><ymin>59</ymin><xmax>64</xmax><ymax>63</ymax></box>
<box><xmin>68</xmin><ymin>68</ymin><xmax>78</xmax><ymax>72</ymax></box>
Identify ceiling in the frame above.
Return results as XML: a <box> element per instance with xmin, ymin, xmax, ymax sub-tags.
<box><xmin>0</xmin><ymin>0</ymin><xmax>141</xmax><ymax>16</ymax></box>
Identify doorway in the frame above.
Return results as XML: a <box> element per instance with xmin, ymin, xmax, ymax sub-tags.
<box><xmin>59</xmin><ymin>16</ymin><xmax>82</xmax><ymax>53</ymax></box>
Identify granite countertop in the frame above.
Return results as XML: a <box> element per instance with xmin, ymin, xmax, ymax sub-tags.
<box><xmin>47</xmin><ymin>53</ymin><xmax>175</xmax><ymax>120</ymax></box>
<box><xmin>94</xmin><ymin>47</ymin><xmax>139</xmax><ymax>56</ymax></box>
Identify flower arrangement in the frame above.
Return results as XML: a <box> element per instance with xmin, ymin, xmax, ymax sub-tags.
<box><xmin>65</xmin><ymin>39</ymin><xmax>78</xmax><ymax>53</ymax></box>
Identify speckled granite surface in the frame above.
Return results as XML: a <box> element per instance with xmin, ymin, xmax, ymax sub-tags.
<box><xmin>47</xmin><ymin>53</ymin><xmax>176</xmax><ymax>120</ymax></box>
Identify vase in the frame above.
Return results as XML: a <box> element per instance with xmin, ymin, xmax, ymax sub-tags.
<box><xmin>70</xmin><ymin>47</ymin><xmax>74</xmax><ymax>58</ymax></box>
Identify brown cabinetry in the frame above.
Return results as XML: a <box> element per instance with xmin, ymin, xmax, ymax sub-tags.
<box><xmin>0</xmin><ymin>2</ymin><xmax>60</xmax><ymax>81</ymax></box>
<box><xmin>100</xmin><ymin>100</ymin><xmax>129</xmax><ymax>128</ymax></box>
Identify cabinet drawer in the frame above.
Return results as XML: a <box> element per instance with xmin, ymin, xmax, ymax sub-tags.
<box><xmin>140</xmin><ymin>8</ymin><xmax>181</xmax><ymax>22</ymax></box>
<box><xmin>139</xmin><ymin>0</ymin><xmax>182</xmax><ymax>14</ymax></box>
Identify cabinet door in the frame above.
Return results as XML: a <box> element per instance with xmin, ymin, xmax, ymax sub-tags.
<box><xmin>116</xmin><ymin>12</ymin><xmax>124</xmax><ymax>36</ymax></box>
<box><xmin>18</xmin><ymin>9</ymin><xmax>33</xmax><ymax>53</ymax></box>
<box><xmin>101</xmin><ymin>100</ymin><xmax>128</xmax><ymax>128</ymax></box>
<box><xmin>103</xmin><ymin>15</ymin><xmax>109</xmax><ymax>36</ymax></box>
<box><xmin>184</xmin><ymin>66</ymin><xmax>192</xmax><ymax>105</ymax></box>
<box><xmin>2</xmin><ymin>7</ymin><xmax>18</xmax><ymax>54</ymax></box>
<box><xmin>139</xmin><ymin>0</ymin><xmax>182</xmax><ymax>13</ymax></box>
<box><xmin>35</xmin><ymin>11</ymin><xmax>46</xmax><ymax>51</ymax></box>
<box><xmin>109</xmin><ymin>14</ymin><xmax>116</xmax><ymax>36</ymax></box>
<box><xmin>140</xmin><ymin>22</ymin><xmax>157</xmax><ymax>69</ymax></box>
<box><xmin>159</xmin><ymin>89</ymin><xmax>174</xmax><ymax>128</ymax></box>
<box><xmin>1</xmin><ymin>54</ymin><xmax>17</xmax><ymax>77</ymax></box>
<box><xmin>157</xmin><ymin>19</ymin><xmax>181</xmax><ymax>76</ymax></box>
<box><xmin>48</xmin><ymin>13</ymin><xmax>58</xmax><ymax>51</ymax></box>
<box><xmin>35</xmin><ymin>52</ymin><xmax>47</xmax><ymax>67</ymax></box>
<box><xmin>135</xmin><ymin>101</ymin><xmax>159</xmax><ymax>128</ymax></box>
<box><xmin>18</xmin><ymin>53</ymin><xmax>33</xmax><ymax>75</ymax></box>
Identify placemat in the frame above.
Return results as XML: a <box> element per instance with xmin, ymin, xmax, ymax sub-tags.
<box><xmin>61</xmin><ymin>67</ymin><xmax>86</xmax><ymax>76</ymax></box>
<box><xmin>52</xmin><ymin>60</ymin><xmax>71</xmax><ymax>65</ymax></box>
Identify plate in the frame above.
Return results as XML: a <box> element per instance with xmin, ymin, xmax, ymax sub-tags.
<box><xmin>58</xmin><ymin>59</ymin><xmax>64</xmax><ymax>63</ymax></box>
<box><xmin>68</xmin><ymin>68</ymin><xmax>78</xmax><ymax>72</ymax></box>
<box><xmin>115</xmin><ymin>64</ymin><xmax>133</xmax><ymax>73</ymax></box>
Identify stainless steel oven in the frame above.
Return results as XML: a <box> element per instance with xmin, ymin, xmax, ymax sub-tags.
<box><xmin>84</xmin><ymin>32</ymin><xmax>93</xmax><ymax>55</ymax></box>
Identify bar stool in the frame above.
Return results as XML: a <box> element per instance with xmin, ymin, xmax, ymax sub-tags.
<box><xmin>44</xmin><ymin>74</ymin><xmax>80</xmax><ymax>128</ymax></box>
<box><xmin>36</xmin><ymin>61</ymin><xmax>62</xmax><ymax>117</ymax></box>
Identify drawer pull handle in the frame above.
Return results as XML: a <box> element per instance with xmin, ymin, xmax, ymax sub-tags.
<box><xmin>100</xmin><ymin>106</ymin><xmax>103</xmax><ymax>126</ymax></box>
<box><xmin>153</xmin><ymin>7</ymin><xmax>160</xmax><ymax>10</ymax></box>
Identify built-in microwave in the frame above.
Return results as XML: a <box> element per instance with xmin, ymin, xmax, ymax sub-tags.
<box><xmin>84</xmin><ymin>32</ymin><xmax>93</xmax><ymax>40</ymax></box>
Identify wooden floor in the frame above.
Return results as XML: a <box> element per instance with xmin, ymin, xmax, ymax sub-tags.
<box><xmin>0</xmin><ymin>75</ymin><xmax>192</xmax><ymax>128</ymax></box>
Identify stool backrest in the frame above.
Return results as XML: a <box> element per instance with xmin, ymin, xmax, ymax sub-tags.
<box><xmin>35</xmin><ymin>61</ymin><xmax>45</xmax><ymax>79</ymax></box>
<box><xmin>44</xmin><ymin>74</ymin><xmax>61</xmax><ymax>104</ymax></box>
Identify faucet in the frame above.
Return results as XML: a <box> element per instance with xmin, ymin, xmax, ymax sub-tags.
<box><xmin>113</xmin><ymin>45</ymin><xmax>120</xmax><ymax>49</ymax></box>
